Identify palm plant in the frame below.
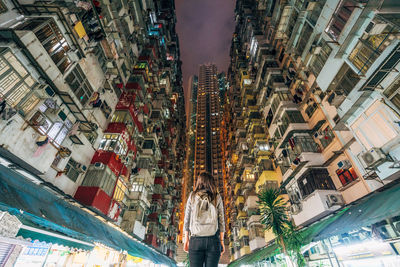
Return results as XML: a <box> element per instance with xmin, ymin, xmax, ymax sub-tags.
<box><xmin>258</xmin><ymin>188</ymin><xmax>304</xmax><ymax>267</ymax></box>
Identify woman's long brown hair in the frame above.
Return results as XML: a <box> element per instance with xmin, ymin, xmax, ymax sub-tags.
<box><xmin>193</xmin><ymin>172</ymin><xmax>218</xmax><ymax>201</ymax></box>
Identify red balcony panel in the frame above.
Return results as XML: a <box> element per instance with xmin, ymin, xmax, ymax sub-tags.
<box><xmin>106</xmin><ymin>122</ymin><xmax>127</xmax><ymax>134</ymax></box>
<box><xmin>154</xmin><ymin>177</ymin><xmax>165</xmax><ymax>187</ymax></box>
<box><xmin>107</xmin><ymin>199</ymin><xmax>122</xmax><ymax>221</ymax></box>
<box><xmin>131</xmin><ymin>110</ymin><xmax>144</xmax><ymax>132</ymax></box>
<box><xmin>145</xmin><ymin>44</ymin><xmax>158</xmax><ymax>59</ymax></box>
<box><xmin>138</xmin><ymin>55</ymin><xmax>152</xmax><ymax>67</ymax></box>
<box><xmin>74</xmin><ymin>186</ymin><xmax>111</xmax><ymax>215</ymax></box>
<box><xmin>145</xmin><ymin>234</ymin><xmax>158</xmax><ymax>247</ymax></box>
<box><xmin>125</xmin><ymin>82</ymin><xmax>142</xmax><ymax>91</ymax></box>
<box><xmin>148</xmin><ymin>212</ymin><xmax>158</xmax><ymax>221</ymax></box>
<box><xmin>116</xmin><ymin>92</ymin><xmax>136</xmax><ymax>110</ymax></box>
<box><xmin>152</xmin><ymin>194</ymin><xmax>162</xmax><ymax>200</ymax></box>
<box><xmin>142</xmin><ymin>103</ymin><xmax>150</xmax><ymax>114</ymax></box>
<box><xmin>91</xmin><ymin>151</ymin><xmax>123</xmax><ymax>177</ymax></box>
<box><xmin>167</xmin><ymin>249</ymin><xmax>172</xmax><ymax>257</ymax></box>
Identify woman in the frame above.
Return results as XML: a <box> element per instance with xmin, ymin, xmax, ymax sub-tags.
<box><xmin>183</xmin><ymin>172</ymin><xmax>225</xmax><ymax>267</ymax></box>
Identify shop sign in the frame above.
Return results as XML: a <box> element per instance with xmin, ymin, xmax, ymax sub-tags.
<box><xmin>0</xmin><ymin>211</ymin><xmax>22</xmax><ymax>237</ymax></box>
<box><xmin>334</xmin><ymin>240</ymin><xmax>395</xmax><ymax>261</ymax></box>
<box><xmin>15</xmin><ymin>240</ymin><xmax>51</xmax><ymax>266</ymax></box>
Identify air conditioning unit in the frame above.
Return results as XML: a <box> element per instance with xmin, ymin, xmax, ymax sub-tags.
<box><xmin>77</xmin><ymin>164</ymin><xmax>87</xmax><ymax>173</ymax></box>
<box><xmin>358</xmin><ymin>148</ymin><xmax>386</xmax><ymax>168</ymax></box>
<box><xmin>326</xmin><ymin>194</ymin><xmax>344</xmax><ymax>208</ymax></box>
<box><xmin>327</xmin><ymin>91</ymin><xmax>346</xmax><ymax>107</ymax></box>
<box><xmin>337</xmin><ymin>160</ymin><xmax>351</xmax><ymax>170</ymax></box>
<box><xmin>290</xmin><ymin>194</ymin><xmax>300</xmax><ymax>204</ymax></box>
<box><xmin>290</xmin><ymin>204</ymin><xmax>301</xmax><ymax>215</ymax></box>
<box><xmin>33</xmin><ymin>84</ymin><xmax>53</xmax><ymax>99</ymax></box>
<box><xmin>94</xmin><ymin>162</ymin><xmax>105</xmax><ymax>169</ymax></box>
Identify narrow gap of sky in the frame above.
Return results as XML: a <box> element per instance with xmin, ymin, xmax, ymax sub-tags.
<box><xmin>175</xmin><ymin>0</ymin><xmax>236</xmax><ymax>116</ymax></box>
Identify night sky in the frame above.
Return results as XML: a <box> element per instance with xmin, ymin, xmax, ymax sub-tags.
<box><xmin>175</xmin><ymin>0</ymin><xmax>236</xmax><ymax>115</ymax></box>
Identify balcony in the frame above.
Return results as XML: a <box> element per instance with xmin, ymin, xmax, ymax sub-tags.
<box><xmin>291</xmin><ymin>189</ymin><xmax>343</xmax><ymax>226</ymax></box>
<box><xmin>240</xmin><ymin>246</ymin><xmax>251</xmax><ymax>257</ymax></box>
<box><xmin>256</xmin><ymin>170</ymin><xmax>280</xmax><ymax>194</ymax></box>
<box><xmin>234</xmin><ymin>183</ymin><xmax>241</xmax><ymax>195</ymax></box>
<box><xmin>244</xmin><ymin>195</ymin><xmax>258</xmax><ymax>211</ymax></box>
<box><xmin>235</xmin><ymin>196</ymin><xmax>245</xmax><ymax>207</ymax></box>
<box><xmin>129</xmin><ymin>191</ymin><xmax>151</xmax><ymax>208</ymax></box>
<box><xmin>239</xmin><ymin>227</ymin><xmax>249</xmax><ymax>239</ymax></box>
<box><xmin>248</xmin><ymin>218</ymin><xmax>266</xmax><ymax>251</ymax></box>
<box><xmin>237</xmin><ymin>210</ymin><xmax>247</xmax><ymax>220</ymax></box>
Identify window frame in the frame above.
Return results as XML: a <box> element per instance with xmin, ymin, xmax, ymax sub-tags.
<box><xmin>297</xmin><ymin>168</ymin><xmax>336</xmax><ymax>198</ymax></box>
<box><xmin>30</xmin><ymin>103</ymin><xmax>72</xmax><ymax>148</ymax></box>
<box><xmin>64</xmin><ymin>158</ymin><xmax>81</xmax><ymax>182</ymax></box>
<box><xmin>65</xmin><ymin>65</ymin><xmax>94</xmax><ymax>106</ymax></box>
<box><xmin>336</xmin><ymin>167</ymin><xmax>358</xmax><ymax>186</ymax></box>
<box><xmin>0</xmin><ymin>48</ymin><xmax>40</xmax><ymax>115</ymax></box>
<box><xmin>32</xmin><ymin>19</ymin><xmax>72</xmax><ymax>74</ymax></box>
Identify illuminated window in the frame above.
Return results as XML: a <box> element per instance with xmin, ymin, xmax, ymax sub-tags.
<box><xmin>349</xmin><ymin>30</ymin><xmax>392</xmax><ymax>74</ymax></box>
<box><xmin>98</xmin><ymin>133</ymin><xmax>128</xmax><ymax>155</ymax></box>
<box><xmin>20</xmin><ymin>18</ymin><xmax>72</xmax><ymax>73</ymax></box>
<box><xmin>113</xmin><ymin>179</ymin><xmax>127</xmax><ymax>202</ymax></box>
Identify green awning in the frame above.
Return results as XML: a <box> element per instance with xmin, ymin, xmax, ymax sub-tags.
<box><xmin>227</xmin><ymin>209</ymin><xmax>346</xmax><ymax>267</ymax></box>
<box><xmin>228</xmin><ymin>243</ymin><xmax>280</xmax><ymax>267</ymax></box>
<box><xmin>18</xmin><ymin>227</ymin><xmax>94</xmax><ymax>251</ymax></box>
<box><xmin>298</xmin><ymin>208</ymin><xmax>348</xmax><ymax>245</ymax></box>
<box><xmin>315</xmin><ymin>181</ymin><xmax>400</xmax><ymax>240</ymax></box>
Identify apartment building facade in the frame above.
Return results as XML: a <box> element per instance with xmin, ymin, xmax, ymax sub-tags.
<box><xmin>194</xmin><ymin>64</ymin><xmax>225</xmax><ymax>191</ymax></box>
<box><xmin>0</xmin><ymin>0</ymin><xmax>185</xmax><ymax>265</ymax></box>
<box><xmin>226</xmin><ymin>0</ymin><xmax>400</xmax><ymax>266</ymax></box>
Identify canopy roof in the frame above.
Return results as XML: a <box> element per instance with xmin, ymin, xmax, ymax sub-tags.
<box><xmin>0</xmin><ymin>164</ymin><xmax>176</xmax><ymax>267</ymax></box>
<box><xmin>228</xmin><ymin>181</ymin><xmax>400</xmax><ymax>266</ymax></box>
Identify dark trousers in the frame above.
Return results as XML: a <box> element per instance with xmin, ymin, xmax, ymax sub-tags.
<box><xmin>189</xmin><ymin>235</ymin><xmax>221</xmax><ymax>267</ymax></box>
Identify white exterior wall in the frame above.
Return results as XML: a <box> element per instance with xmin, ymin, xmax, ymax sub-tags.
<box><xmin>249</xmin><ymin>237</ymin><xmax>266</xmax><ymax>251</ymax></box>
<box><xmin>0</xmin><ymin>0</ymin><xmax>24</xmax><ymax>28</ymax></box>
<box><xmin>0</xmin><ymin>114</ymin><xmax>58</xmax><ymax>173</ymax></box>
<box><xmin>292</xmin><ymin>189</ymin><xmax>342</xmax><ymax>226</ymax></box>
